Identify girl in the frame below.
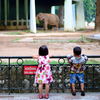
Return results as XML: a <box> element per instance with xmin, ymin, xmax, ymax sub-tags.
<box><xmin>32</xmin><ymin>45</ymin><xmax>53</xmax><ymax>99</ymax></box>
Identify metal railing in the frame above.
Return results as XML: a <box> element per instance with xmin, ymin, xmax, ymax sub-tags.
<box><xmin>0</xmin><ymin>55</ymin><xmax>100</xmax><ymax>94</ymax></box>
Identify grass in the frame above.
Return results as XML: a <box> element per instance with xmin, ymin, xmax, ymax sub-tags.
<box><xmin>23</xmin><ymin>29</ymin><xmax>31</xmax><ymax>33</ymax></box>
<box><xmin>37</xmin><ymin>30</ymin><xmax>48</xmax><ymax>33</ymax></box>
<box><xmin>77</xmin><ymin>28</ymin><xmax>85</xmax><ymax>31</ymax></box>
<box><xmin>11</xmin><ymin>60</ymin><xmax>38</xmax><ymax>65</ymax></box>
<box><xmin>44</xmin><ymin>40</ymin><xmax>68</xmax><ymax>43</ymax></box>
<box><xmin>67</xmin><ymin>40</ymin><xmax>80</xmax><ymax>43</ymax></box>
<box><xmin>5</xmin><ymin>32</ymin><xmax>22</xmax><ymax>35</ymax></box>
<box><xmin>86</xmin><ymin>59</ymin><xmax>100</xmax><ymax>64</ymax></box>
<box><xmin>11</xmin><ymin>38</ymin><xmax>21</xmax><ymax>42</ymax></box>
<box><xmin>23</xmin><ymin>29</ymin><xmax>48</xmax><ymax>33</ymax></box>
<box><xmin>40</xmin><ymin>40</ymin><xmax>81</xmax><ymax>43</ymax></box>
<box><xmin>1</xmin><ymin>59</ymin><xmax>100</xmax><ymax>65</ymax></box>
<box><xmin>32</xmin><ymin>41</ymin><xmax>38</xmax><ymax>43</ymax></box>
<box><xmin>88</xmin><ymin>40</ymin><xmax>93</xmax><ymax>43</ymax></box>
<box><xmin>10</xmin><ymin>39</ymin><xmax>94</xmax><ymax>43</ymax></box>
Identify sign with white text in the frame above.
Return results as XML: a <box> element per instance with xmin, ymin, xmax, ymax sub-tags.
<box><xmin>23</xmin><ymin>65</ymin><xmax>37</xmax><ymax>75</ymax></box>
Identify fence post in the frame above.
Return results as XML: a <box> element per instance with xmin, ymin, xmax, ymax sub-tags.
<box><xmin>8</xmin><ymin>58</ymin><xmax>10</xmax><ymax>95</ymax></box>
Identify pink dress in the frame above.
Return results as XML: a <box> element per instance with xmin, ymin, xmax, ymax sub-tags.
<box><xmin>35</xmin><ymin>55</ymin><xmax>53</xmax><ymax>84</ymax></box>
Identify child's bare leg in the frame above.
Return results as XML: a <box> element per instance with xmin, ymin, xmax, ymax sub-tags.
<box><xmin>80</xmin><ymin>83</ymin><xmax>85</xmax><ymax>96</ymax></box>
<box><xmin>72</xmin><ymin>83</ymin><xmax>75</xmax><ymax>91</ymax></box>
<box><xmin>39</xmin><ymin>84</ymin><xmax>43</xmax><ymax>95</ymax></box>
<box><xmin>45</xmin><ymin>84</ymin><xmax>49</xmax><ymax>95</ymax></box>
<box><xmin>80</xmin><ymin>83</ymin><xmax>84</xmax><ymax>91</ymax></box>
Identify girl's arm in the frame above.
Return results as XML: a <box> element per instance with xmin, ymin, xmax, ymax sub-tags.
<box><xmin>49</xmin><ymin>54</ymin><xmax>54</xmax><ymax>58</ymax></box>
<box><xmin>32</xmin><ymin>55</ymin><xmax>38</xmax><ymax>59</ymax></box>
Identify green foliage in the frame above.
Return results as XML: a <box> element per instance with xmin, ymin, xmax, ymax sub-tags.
<box><xmin>79</xmin><ymin>35</ymin><xmax>87</xmax><ymax>43</ymax></box>
<box><xmin>84</xmin><ymin>0</ymin><xmax>97</xmax><ymax>23</ymax></box>
<box><xmin>36</xmin><ymin>19</ymin><xmax>40</xmax><ymax>24</ymax></box>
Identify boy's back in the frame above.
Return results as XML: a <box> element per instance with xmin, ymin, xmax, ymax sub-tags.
<box><xmin>67</xmin><ymin>54</ymin><xmax>88</xmax><ymax>73</ymax></box>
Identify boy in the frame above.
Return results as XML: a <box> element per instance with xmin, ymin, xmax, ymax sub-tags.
<box><xmin>67</xmin><ymin>46</ymin><xmax>88</xmax><ymax>96</ymax></box>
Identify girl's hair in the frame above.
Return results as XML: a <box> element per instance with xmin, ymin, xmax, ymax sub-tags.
<box><xmin>39</xmin><ymin>45</ymin><xmax>48</xmax><ymax>56</ymax></box>
<box><xmin>73</xmin><ymin>46</ymin><xmax>81</xmax><ymax>55</ymax></box>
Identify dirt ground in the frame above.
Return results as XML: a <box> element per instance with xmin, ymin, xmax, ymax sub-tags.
<box><xmin>0</xmin><ymin>28</ymin><xmax>100</xmax><ymax>58</ymax></box>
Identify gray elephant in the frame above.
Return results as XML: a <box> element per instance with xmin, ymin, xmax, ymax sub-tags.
<box><xmin>36</xmin><ymin>13</ymin><xmax>59</xmax><ymax>31</ymax></box>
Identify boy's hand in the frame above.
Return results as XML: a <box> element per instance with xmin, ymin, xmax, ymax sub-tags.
<box><xmin>69</xmin><ymin>59</ymin><xmax>72</xmax><ymax>63</ymax></box>
<box><xmin>67</xmin><ymin>55</ymin><xmax>73</xmax><ymax>63</ymax></box>
<box><xmin>81</xmin><ymin>54</ymin><xmax>88</xmax><ymax>63</ymax></box>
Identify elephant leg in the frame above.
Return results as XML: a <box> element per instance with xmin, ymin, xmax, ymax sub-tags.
<box><xmin>43</xmin><ymin>22</ymin><xmax>45</xmax><ymax>30</ymax></box>
<box><xmin>51</xmin><ymin>26</ymin><xmax>54</xmax><ymax>31</ymax></box>
<box><xmin>56</xmin><ymin>24</ymin><xmax>58</xmax><ymax>31</ymax></box>
<box><xmin>44</xmin><ymin>22</ymin><xmax>47</xmax><ymax>31</ymax></box>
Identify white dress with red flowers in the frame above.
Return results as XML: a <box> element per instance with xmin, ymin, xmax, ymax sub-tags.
<box><xmin>35</xmin><ymin>55</ymin><xmax>53</xmax><ymax>84</ymax></box>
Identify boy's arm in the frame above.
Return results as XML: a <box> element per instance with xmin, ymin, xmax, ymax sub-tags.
<box><xmin>81</xmin><ymin>54</ymin><xmax>88</xmax><ymax>63</ymax></box>
<box><xmin>67</xmin><ymin>55</ymin><xmax>73</xmax><ymax>63</ymax></box>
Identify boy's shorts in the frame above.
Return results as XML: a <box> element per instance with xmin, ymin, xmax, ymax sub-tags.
<box><xmin>70</xmin><ymin>73</ymin><xmax>84</xmax><ymax>84</ymax></box>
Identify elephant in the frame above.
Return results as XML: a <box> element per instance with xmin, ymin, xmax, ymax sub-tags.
<box><xmin>36</xmin><ymin>13</ymin><xmax>59</xmax><ymax>31</ymax></box>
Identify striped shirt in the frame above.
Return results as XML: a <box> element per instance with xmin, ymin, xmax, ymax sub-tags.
<box><xmin>67</xmin><ymin>54</ymin><xmax>88</xmax><ymax>73</ymax></box>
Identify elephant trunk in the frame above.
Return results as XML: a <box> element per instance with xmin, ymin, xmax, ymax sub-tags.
<box><xmin>36</xmin><ymin>15</ymin><xmax>38</xmax><ymax>20</ymax></box>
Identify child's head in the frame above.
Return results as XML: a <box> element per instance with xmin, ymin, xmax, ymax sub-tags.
<box><xmin>39</xmin><ymin>45</ymin><xmax>48</xmax><ymax>56</ymax></box>
<box><xmin>73</xmin><ymin>46</ymin><xmax>81</xmax><ymax>56</ymax></box>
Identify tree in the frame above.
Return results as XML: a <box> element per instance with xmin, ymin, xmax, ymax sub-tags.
<box><xmin>84</xmin><ymin>0</ymin><xmax>97</xmax><ymax>23</ymax></box>
<box><xmin>95</xmin><ymin>0</ymin><xmax>100</xmax><ymax>31</ymax></box>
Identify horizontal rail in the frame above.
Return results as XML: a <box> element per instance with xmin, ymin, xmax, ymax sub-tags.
<box><xmin>0</xmin><ymin>55</ymin><xmax>100</xmax><ymax>58</ymax></box>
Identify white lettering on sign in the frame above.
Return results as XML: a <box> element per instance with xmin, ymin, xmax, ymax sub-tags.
<box><xmin>25</xmin><ymin>71</ymin><xmax>28</xmax><ymax>74</ymax></box>
<box><xmin>25</xmin><ymin>67</ymin><xmax>36</xmax><ymax>70</ymax></box>
<box><xmin>29</xmin><ymin>72</ymin><xmax>33</xmax><ymax>74</ymax></box>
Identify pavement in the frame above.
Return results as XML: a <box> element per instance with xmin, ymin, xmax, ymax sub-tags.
<box><xmin>0</xmin><ymin>93</ymin><xmax>100</xmax><ymax>100</ymax></box>
<box><xmin>86</xmin><ymin>34</ymin><xmax>100</xmax><ymax>42</ymax></box>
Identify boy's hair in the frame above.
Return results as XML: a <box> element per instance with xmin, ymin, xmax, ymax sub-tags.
<box><xmin>73</xmin><ymin>46</ymin><xmax>81</xmax><ymax>55</ymax></box>
<box><xmin>39</xmin><ymin>45</ymin><xmax>48</xmax><ymax>56</ymax></box>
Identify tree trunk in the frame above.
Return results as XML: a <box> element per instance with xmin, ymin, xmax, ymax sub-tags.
<box><xmin>58</xmin><ymin>6</ymin><xmax>64</xmax><ymax>27</ymax></box>
<box><xmin>95</xmin><ymin>0</ymin><xmax>100</xmax><ymax>31</ymax></box>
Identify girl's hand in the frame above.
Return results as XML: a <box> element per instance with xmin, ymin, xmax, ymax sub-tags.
<box><xmin>49</xmin><ymin>54</ymin><xmax>54</xmax><ymax>57</ymax></box>
<box><xmin>32</xmin><ymin>55</ymin><xmax>38</xmax><ymax>59</ymax></box>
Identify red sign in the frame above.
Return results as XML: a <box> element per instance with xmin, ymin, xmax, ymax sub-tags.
<box><xmin>23</xmin><ymin>65</ymin><xmax>37</xmax><ymax>75</ymax></box>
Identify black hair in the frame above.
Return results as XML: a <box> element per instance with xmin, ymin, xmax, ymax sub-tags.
<box><xmin>39</xmin><ymin>45</ymin><xmax>48</xmax><ymax>56</ymax></box>
<box><xmin>73</xmin><ymin>46</ymin><xmax>81</xmax><ymax>55</ymax></box>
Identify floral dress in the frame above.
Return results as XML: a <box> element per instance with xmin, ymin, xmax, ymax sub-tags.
<box><xmin>35</xmin><ymin>55</ymin><xmax>53</xmax><ymax>84</ymax></box>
